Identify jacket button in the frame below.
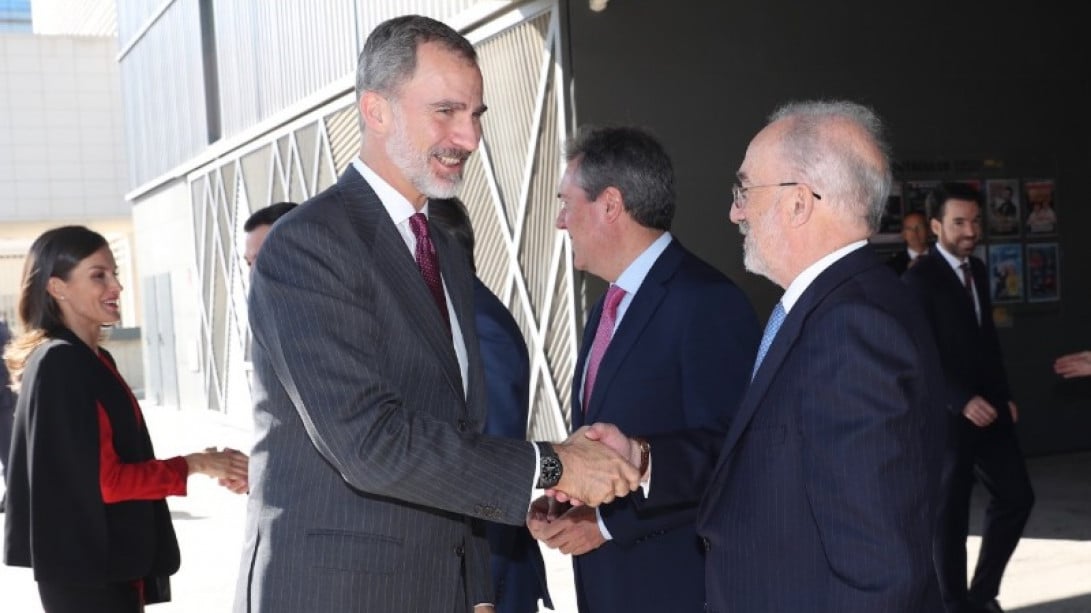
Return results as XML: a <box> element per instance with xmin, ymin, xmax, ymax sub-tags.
<box><xmin>454</xmin><ymin>545</ymin><xmax>465</xmax><ymax>557</ymax></box>
<box><xmin>456</xmin><ymin>419</ymin><xmax>468</xmax><ymax>432</ymax></box>
<box><xmin>701</xmin><ymin>537</ymin><xmax>711</xmax><ymax>552</ymax></box>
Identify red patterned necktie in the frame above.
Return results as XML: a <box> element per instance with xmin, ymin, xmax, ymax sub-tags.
<box><xmin>409</xmin><ymin>213</ymin><xmax>450</xmax><ymax>334</ymax></box>
<box><xmin>583</xmin><ymin>284</ymin><xmax>626</xmax><ymax>411</ymax></box>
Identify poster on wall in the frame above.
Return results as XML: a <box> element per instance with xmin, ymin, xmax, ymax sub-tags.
<box><xmin>988</xmin><ymin>243</ymin><xmax>1024</xmax><ymax>303</ymax></box>
<box><xmin>877</xmin><ymin>180</ymin><xmax>904</xmax><ymax>238</ymax></box>
<box><xmin>985</xmin><ymin>179</ymin><xmax>1021</xmax><ymax>238</ymax></box>
<box><xmin>1024</xmin><ymin>178</ymin><xmax>1057</xmax><ymax>235</ymax></box>
<box><xmin>903</xmin><ymin>180</ymin><xmax>938</xmax><ymax>218</ymax></box>
<box><xmin>1026</xmin><ymin>242</ymin><xmax>1060</xmax><ymax>302</ymax></box>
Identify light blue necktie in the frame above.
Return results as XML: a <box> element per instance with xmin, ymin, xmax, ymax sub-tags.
<box><xmin>752</xmin><ymin>301</ymin><xmax>786</xmax><ymax>379</ymax></box>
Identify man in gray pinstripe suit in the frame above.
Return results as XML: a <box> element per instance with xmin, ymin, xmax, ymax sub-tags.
<box><xmin>234</xmin><ymin>15</ymin><xmax>639</xmax><ymax>613</ymax></box>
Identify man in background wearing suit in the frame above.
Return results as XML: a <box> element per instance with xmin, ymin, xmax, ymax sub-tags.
<box><xmin>236</xmin><ymin>15</ymin><xmax>639</xmax><ymax>613</ymax></box>
<box><xmin>527</xmin><ymin>125</ymin><xmax>759</xmax><ymax>613</ymax></box>
<box><xmin>572</xmin><ymin>100</ymin><xmax>948</xmax><ymax>611</ymax></box>
<box><xmin>903</xmin><ymin>182</ymin><xmax>1035</xmax><ymax>613</ymax></box>
<box><xmin>430</xmin><ymin>198</ymin><xmax>553</xmax><ymax>613</ymax></box>
<box><xmin>887</xmin><ymin>210</ymin><xmax>930</xmax><ymax>275</ymax></box>
<box><xmin>242</xmin><ymin>202</ymin><xmax>298</xmax><ymax>268</ymax></box>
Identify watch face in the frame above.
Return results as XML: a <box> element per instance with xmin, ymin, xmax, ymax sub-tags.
<box><xmin>540</xmin><ymin>456</ymin><xmax>562</xmax><ymax>488</ymax></box>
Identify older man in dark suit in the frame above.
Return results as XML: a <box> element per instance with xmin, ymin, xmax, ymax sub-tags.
<box><xmin>903</xmin><ymin>182</ymin><xmax>1035</xmax><ymax>613</ymax></box>
<box><xmin>571</xmin><ymin>100</ymin><xmax>949</xmax><ymax>612</ymax></box>
<box><xmin>235</xmin><ymin>15</ymin><xmax>638</xmax><ymax>613</ymax></box>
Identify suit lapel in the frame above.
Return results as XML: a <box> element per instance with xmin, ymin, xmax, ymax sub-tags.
<box><xmin>336</xmin><ymin>168</ymin><xmax>463</xmax><ymax>399</ymax></box>
<box><xmin>705</xmin><ymin>245</ymin><xmax>880</xmax><ymax>483</ymax></box>
<box><xmin>583</xmin><ymin>241</ymin><xmax>682</xmax><ymax>422</ymax></box>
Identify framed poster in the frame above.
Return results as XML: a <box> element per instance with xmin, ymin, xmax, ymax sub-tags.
<box><xmin>1026</xmin><ymin>242</ymin><xmax>1060</xmax><ymax>302</ymax></box>
<box><xmin>903</xmin><ymin>180</ymin><xmax>938</xmax><ymax>219</ymax></box>
<box><xmin>1024</xmin><ymin>179</ymin><xmax>1057</xmax><ymax>235</ymax></box>
<box><xmin>878</xmin><ymin>180</ymin><xmax>904</xmax><ymax>237</ymax></box>
<box><xmin>985</xmin><ymin>179</ymin><xmax>1021</xmax><ymax>239</ymax></box>
<box><xmin>987</xmin><ymin>243</ymin><xmax>1024</xmax><ymax>303</ymax></box>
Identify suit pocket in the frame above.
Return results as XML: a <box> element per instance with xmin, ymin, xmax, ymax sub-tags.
<box><xmin>305</xmin><ymin>529</ymin><xmax>403</xmax><ymax>574</ymax></box>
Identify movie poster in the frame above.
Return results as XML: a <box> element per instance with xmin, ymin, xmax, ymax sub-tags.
<box><xmin>985</xmin><ymin>179</ymin><xmax>1021</xmax><ymax>238</ymax></box>
<box><xmin>988</xmin><ymin>243</ymin><xmax>1024</xmax><ymax>303</ymax></box>
<box><xmin>1026</xmin><ymin>242</ymin><xmax>1060</xmax><ymax>302</ymax></box>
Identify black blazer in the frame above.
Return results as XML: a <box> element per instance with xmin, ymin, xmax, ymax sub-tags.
<box><xmin>3</xmin><ymin>327</ymin><xmax>180</xmax><ymax>586</ymax></box>
<box><xmin>902</xmin><ymin>249</ymin><xmax>1012</xmax><ymax>424</ymax></box>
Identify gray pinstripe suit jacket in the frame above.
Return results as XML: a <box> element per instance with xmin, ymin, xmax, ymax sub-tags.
<box><xmin>234</xmin><ymin>167</ymin><xmax>538</xmax><ymax>613</ymax></box>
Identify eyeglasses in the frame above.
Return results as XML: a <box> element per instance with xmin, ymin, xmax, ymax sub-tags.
<box><xmin>731</xmin><ymin>182</ymin><xmax>822</xmax><ymax>209</ymax></box>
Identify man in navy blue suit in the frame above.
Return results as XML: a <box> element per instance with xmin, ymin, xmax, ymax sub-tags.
<box><xmin>903</xmin><ymin>183</ymin><xmax>1034</xmax><ymax>613</ymax></box>
<box><xmin>572</xmin><ymin>101</ymin><xmax>949</xmax><ymax>612</ymax></box>
<box><xmin>430</xmin><ymin>198</ymin><xmax>553</xmax><ymax>613</ymax></box>
<box><xmin>528</xmin><ymin>125</ymin><xmax>760</xmax><ymax>613</ymax></box>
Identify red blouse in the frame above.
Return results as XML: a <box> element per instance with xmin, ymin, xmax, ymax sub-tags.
<box><xmin>96</xmin><ymin>353</ymin><xmax>189</xmax><ymax>502</ymax></box>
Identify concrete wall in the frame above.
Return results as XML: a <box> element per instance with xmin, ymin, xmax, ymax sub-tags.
<box><xmin>564</xmin><ymin>0</ymin><xmax>1091</xmax><ymax>455</ymax></box>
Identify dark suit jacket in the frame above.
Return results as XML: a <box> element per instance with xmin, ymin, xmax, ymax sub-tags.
<box><xmin>902</xmin><ymin>250</ymin><xmax>1012</xmax><ymax>424</ymax></box>
<box><xmin>0</xmin><ymin>320</ymin><xmax>15</xmax><ymax>482</ymax></box>
<box><xmin>886</xmin><ymin>248</ymin><xmax>932</xmax><ymax>276</ymax></box>
<box><xmin>475</xmin><ymin>279</ymin><xmax>552</xmax><ymax>613</ymax></box>
<box><xmin>569</xmin><ymin>239</ymin><xmax>759</xmax><ymax>613</ymax></box>
<box><xmin>642</xmin><ymin>245</ymin><xmax>946</xmax><ymax>612</ymax></box>
<box><xmin>237</xmin><ymin>167</ymin><xmax>539</xmax><ymax>612</ymax></box>
<box><xmin>4</xmin><ymin>327</ymin><xmax>180</xmax><ymax>590</ymax></box>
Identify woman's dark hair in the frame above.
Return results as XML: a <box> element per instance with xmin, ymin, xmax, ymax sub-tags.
<box><xmin>3</xmin><ymin>225</ymin><xmax>109</xmax><ymax>387</ymax></box>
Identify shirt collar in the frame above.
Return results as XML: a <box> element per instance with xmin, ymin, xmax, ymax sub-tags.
<box><xmin>934</xmin><ymin>241</ymin><xmax>966</xmax><ymax>274</ymax></box>
<box><xmin>780</xmin><ymin>240</ymin><xmax>867</xmax><ymax>313</ymax></box>
<box><xmin>614</xmin><ymin>232</ymin><xmax>673</xmax><ymax>296</ymax></box>
<box><xmin>351</xmin><ymin>158</ymin><xmax>421</xmax><ymax>224</ymax></box>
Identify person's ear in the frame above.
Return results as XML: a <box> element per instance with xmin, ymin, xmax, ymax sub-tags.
<box><xmin>930</xmin><ymin>218</ymin><xmax>942</xmax><ymax>236</ymax></box>
<box><xmin>360</xmin><ymin>91</ymin><xmax>391</xmax><ymax>134</ymax></box>
<box><xmin>599</xmin><ymin>186</ymin><xmax>625</xmax><ymax>223</ymax></box>
<box><xmin>787</xmin><ymin>185</ymin><xmax>816</xmax><ymax>227</ymax></box>
<box><xmin>46</xmin><ymin>277</ymin><xmax>67</xmax><ymax>303</ymax></box>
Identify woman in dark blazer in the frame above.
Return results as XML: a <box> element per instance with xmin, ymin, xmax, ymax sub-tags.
<box><xmin>2</xmin><ymin>225</ymin><xmax>249</xmax><ymax>612</ymax></box>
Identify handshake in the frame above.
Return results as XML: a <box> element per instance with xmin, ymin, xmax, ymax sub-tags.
<box><xmin>542</xmin><ymin>423</ymin><xmax>647</xmax><ymax>507</ymax></box>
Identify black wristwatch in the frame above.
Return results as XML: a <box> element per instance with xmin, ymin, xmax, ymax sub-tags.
<box><xmin>536</xmin><ymin>442</ymin><xmax>563</xmax><ymax>489</ymax></box>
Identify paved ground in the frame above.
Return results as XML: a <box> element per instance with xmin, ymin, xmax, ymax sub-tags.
<box><xmin>1</xmin><ymin>405</ymin><xmax>1088</xmax><ymax>612</ymax></box>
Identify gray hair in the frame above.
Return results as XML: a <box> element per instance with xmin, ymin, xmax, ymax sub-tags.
<box><xmin>564</xmin><ymin>125</ymin><xmax>675</xmax><ymax>231</ymax></box>
<box><xmin>768</xmin><ymin>100</ymin><xmax>892</xmax><ymax>233</ymax></box>
<box><xmin>355</xmin><ymin>15</ymin><xmax>477</xmax><ymax>102</ymax></box>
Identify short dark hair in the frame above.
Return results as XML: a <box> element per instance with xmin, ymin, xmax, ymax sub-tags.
<box><xmin>564</xmin><ymin>125</ymin><xmax>675</xmax><ymax>231</ymax></box>
<box><xmin>356</xmin><ymin>15</ymin><xmax>477</xmax><ymax>101</ymax></box>
<box><xmin>244</xmin><ymin>202</ymin><xmax>297</xmax><ymax>232</ymax></box>
<box><xmin>428</xmin><ymin>198</ymin><xmax>475</xmax><ymax>270</ymax></box>
<box><xmin>929</xmin><ymin>182</ymin><xmax>982</xmax><ymax>221</ymax></box>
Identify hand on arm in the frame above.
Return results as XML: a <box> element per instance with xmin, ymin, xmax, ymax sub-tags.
<box><xmin>962</xmin><ymin>395</ymin><xmax>998</xmax><ymax>427</ymax></box>
<box><xmin>1054</xmin><ymin>350</ymin><xmax>1091</xmax><ymax>379</ymax></box>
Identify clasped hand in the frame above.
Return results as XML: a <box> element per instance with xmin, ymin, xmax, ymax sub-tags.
<box><xmin>544</xmin><ymin>423</ymin><xmax>641</xmax><ymax>507</ymax></box>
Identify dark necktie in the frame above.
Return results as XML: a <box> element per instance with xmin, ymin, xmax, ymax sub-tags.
<box><xmin>409</xmin><ymin>213</ymin><xmax>450</xmax><ymax>334</ymax></box>
<box><xmin>959</xmin><ymin>261</ymin><xmax>974</xmax><ymax>299</ymax></box>
<box><xmin>583</xmin><ymin>285</ymin><xmax>626</xmax><ymax>411</ymax></box>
